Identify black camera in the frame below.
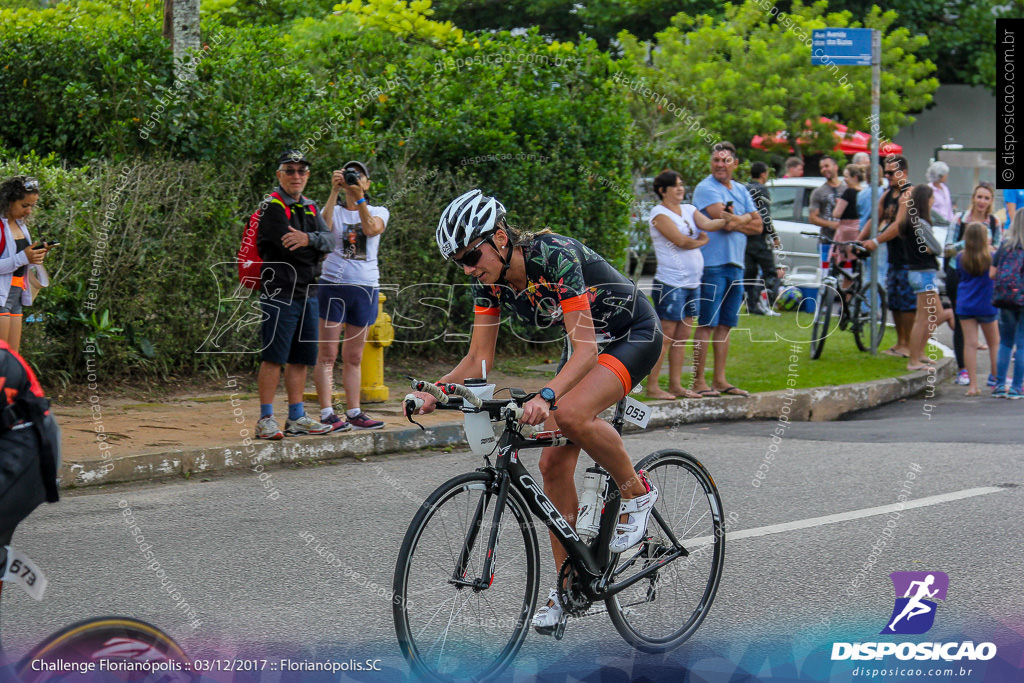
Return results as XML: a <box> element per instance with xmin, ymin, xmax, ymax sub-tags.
<box><xmin>343</xmin><ymin>169</ymin><xmax>361</xmax><ymax>185</ymax></box>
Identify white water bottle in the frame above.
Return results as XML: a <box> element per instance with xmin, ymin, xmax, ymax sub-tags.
<box><xmin>576</xmin><ymin>467</ymin><xmax>608</xmax><ymax>541</ymax></box>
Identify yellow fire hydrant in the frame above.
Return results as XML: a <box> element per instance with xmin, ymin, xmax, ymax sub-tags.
<box><xmin>360</xmin><ymin>294</ymin><xmax>394</xmax><ymax>403</ymax></box>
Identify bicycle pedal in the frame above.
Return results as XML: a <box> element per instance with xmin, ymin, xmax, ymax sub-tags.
<box><xmin>552</xmin><ymin>615</ymin><xmax>569</xmax><ymax>640</ymax></box>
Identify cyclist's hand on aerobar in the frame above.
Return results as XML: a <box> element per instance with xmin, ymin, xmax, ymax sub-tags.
<box><xmin>406</xmin><ymin>392</ymin><xmax>437</xmax><ymax>416</ymax></box>
<box><xmin>520</xmin><ymin>395</ymin><xmax>549</xmax><ymax>427</ymax></box>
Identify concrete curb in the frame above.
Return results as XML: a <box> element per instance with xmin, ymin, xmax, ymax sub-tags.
<box><xmin>59</xmin><ymin>359</ymin><xmax>953</xmax><ymax>489</ymax></box>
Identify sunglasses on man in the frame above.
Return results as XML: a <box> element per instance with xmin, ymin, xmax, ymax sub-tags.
<box><xmin>280</xmin><ymin>167</ymin><xmax>309</xmax><ymax>176</ymax></box>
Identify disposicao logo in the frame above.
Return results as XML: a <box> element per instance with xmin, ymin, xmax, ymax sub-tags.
<box><xmin>881</xmin><ymin>571</ymin><xmax>948</xmax><ymax>635</ymax></box>
<box><xmin>831</xmin><ymin>570</ymin><xmax>997</xmax><ymax>662</ymax></box>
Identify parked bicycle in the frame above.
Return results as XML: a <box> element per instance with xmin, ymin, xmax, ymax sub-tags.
<box><xmin>802</xmin><ymin>232</ymin><xmax>888</xmax><ymax>359</ymax></box>
<box><xmin>394</xmin><ymin>379</ymin><xmax>725</xmax><ymax>682</ymax></box>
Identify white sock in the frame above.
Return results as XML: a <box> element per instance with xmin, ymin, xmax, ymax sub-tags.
<box><xmin>320</xmin><ymin>407</ymin><xmax>335</xmax><ymax>421</ymax></box>
<box><xmin>347</xmin><ymin>408</ymin><xmax>361</xmax><ymax>419</ymax></box>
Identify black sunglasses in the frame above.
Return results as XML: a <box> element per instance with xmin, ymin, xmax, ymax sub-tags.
<box><xmin>280</xmin><ymin>167</ymin><xmax>309</xmax><ymax>176</ymax></box>
<box><xmin>453</xmin><ymin>237</ymin><xmax>492</xmax><ymax>268</ymax></box>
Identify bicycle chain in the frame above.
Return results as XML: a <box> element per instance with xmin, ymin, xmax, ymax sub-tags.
<box><xmin>556</xmin><ymin>558</ymin><xmax>592</xmax><ymax>617</ymax></box>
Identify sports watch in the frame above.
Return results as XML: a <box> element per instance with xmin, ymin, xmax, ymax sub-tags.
<box><xmin>539</xmin><ymin>387</ymin><xmax>557</xmax><ymax>408</ymax></box>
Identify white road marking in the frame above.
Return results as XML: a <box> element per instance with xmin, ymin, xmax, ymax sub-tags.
<box><xmin>728</xmin><ymin>486</ymin><xmax>1005</xmax><ymax>541</ymax></box>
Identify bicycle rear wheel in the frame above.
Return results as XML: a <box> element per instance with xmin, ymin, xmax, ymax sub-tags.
<box><xmin>393</xmin><ymin>471</ymin><xmax>539</xmax><ymax>683</ymax></box>
<box><xmin>852</xmin><ymin>282</ymin><xmax>888</xmax><ymax>352</ymax></box>
<box><xmin>17</xmin><ymin>617</ymin><xmax>192</xmax><ymax>682</ymax></box>
<box><xmin>809</xmin><ymin>283</ymin><xmax>836</xmax><ymax>359</ymax></box>
<box><xmin>606</xmin><ymin>450</ymin><xmax>724</xmax><ymax>653</ymax></box>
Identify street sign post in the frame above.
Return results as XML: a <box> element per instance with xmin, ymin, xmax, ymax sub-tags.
<box><xmin>812</xmin><ymin>28</ymin><xmax>882</xmax><ymax>354</ymax></box>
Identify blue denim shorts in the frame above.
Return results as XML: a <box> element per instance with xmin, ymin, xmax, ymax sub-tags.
<box><xmin>698</xmin><ymin>264</ymin><xmax>744</xmax><ymax>328</ymax></box>
<box><xmin>651</xmin><ymin>280</ymin><xmax>700</xmax><ymax>321</ymax></box>
<box><xmin>907</xmin><ymin>269</ymin><xmax>939</xmax><ymax>295</ymax></box>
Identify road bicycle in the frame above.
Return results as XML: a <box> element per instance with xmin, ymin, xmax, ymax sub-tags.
<box><xmin>0</xmin><ymin>546</ymin><xmax>193</xmax><ymax>682</ymax></box>
<box><xmin>803</xmin><ymin>232</ymin><xmax>888</xmax><ymax>359</ymax></box>
<box><xmin>393</xmin><ymin>380</ymin><xmax>725</xmax><ymax>682</ymax></box>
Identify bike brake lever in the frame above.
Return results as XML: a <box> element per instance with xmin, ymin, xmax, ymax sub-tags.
<box><xmin>404</xmin><ymin>395</ymin><xmax>426</xmax><ymax>430</ymax></box>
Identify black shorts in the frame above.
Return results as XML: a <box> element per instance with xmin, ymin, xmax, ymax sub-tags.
<box><xmin>558</xmin><ymin>300</ymin><xmax>663</xmax><ymax>397</ymax></box>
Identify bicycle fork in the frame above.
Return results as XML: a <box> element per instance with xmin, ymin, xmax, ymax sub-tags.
<box><xmin>450</xmin><ymin>470</ymin><xmax>509</xmax><ymax>591</ymax></box>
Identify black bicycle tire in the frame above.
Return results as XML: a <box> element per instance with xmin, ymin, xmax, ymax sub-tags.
<box><xmin>393</xmin><ymin>471</ymin><xmax>539</xmax><ymax>683</ymax></box>
<box><xmin>605</xmin><ymin>450</ymin><xmax>725</xmax><ymax>653</ymax></box>
<box><xmin>810</xmin><ymin>284</ymin><xmax>836</xmax><ymax>359</ymax></box>
<box><xmin>852</xmin><ymin>282</ymin><xmax>888</xmax><ymax>352</ymax></box>
<box><xmin>16</xmin><ymin>616</ymin><xmax>193</xmax><ymax>682</ymax></box>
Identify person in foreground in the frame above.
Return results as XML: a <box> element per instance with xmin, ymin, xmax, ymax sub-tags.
<box><xmin>409</xmin><ymin>189</ymin><xmax>664</xmax><ymax>635</ymax></box>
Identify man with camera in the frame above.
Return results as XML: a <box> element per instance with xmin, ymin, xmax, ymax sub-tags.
<box><xmin>255</xmin><ymin>150</ymin><xmax>337</xmax><ymax>440</ymax></box>
<box><xmin>313</xmin><ymin>161</ymin><xmax>390</xmax><ymax>431</ymax></box>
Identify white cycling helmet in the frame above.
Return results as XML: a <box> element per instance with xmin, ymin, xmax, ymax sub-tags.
<box><xmin>436</xmin><ymin>189</ymin><xmax>507</xmax><ymax>260</ymax></box>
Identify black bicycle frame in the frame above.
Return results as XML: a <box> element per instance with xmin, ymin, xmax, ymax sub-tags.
<box><xmin>452</xmin><ymin>401</ymin><xmax>688</xmax><ymax>601</ymax></box>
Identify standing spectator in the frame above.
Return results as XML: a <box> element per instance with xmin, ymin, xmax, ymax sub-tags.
<box><xmin>1003</xmin><ymin>188</ymin><xmax>1024</xmax><ymax>230</ymax></box>
<box><xmin>0</xmin><ymin>177</ymin><xmax>52</xmax><ymax>353</ymax></box>
<box><xmin>744</xmin><ymin>161</ymin><xmax>780</xmax><ymax>315</ymax></box>
<box><xmin>944</xmin><ymin>183</ymin><xmax>999</xmax><ymax>385</ymax></box>
<box><xmin>852</xmin><ymin>152</ymin><xmax>870</xmax><ymax>166</ymax></box>
<box><xmin>955</xmin><ymin>222</ymin><xmax>999</xmax><ymax>396</ymax></box>
<box><xmin>254</xmin><ymin>150</ymin><xmax>336</xmax><ymax>440</ymax></box>
<box><xmin>831</xmin><ymin>163</ymin><xmax>864</xmax><ymax>261</ymax></box>
<box><xmin>313</xmin><ymin>161</ymin><xmax>389</xmax><ymax>431</ymax></box>
<box><xmin>862</xmin><ymin>155</ymin><xmax>914</xmax><ymax>358</ymax></box>
<box><xmin>808</xmin><ymin>155</ymin><xmax>846</xmax><ymax>243</ymax></box>
<box><xmin>900</xmin><ymin>184</ymin><xmax>953</xmax><ymax>371</ymax></box>
<box><xmin>645</xmin><ymin>170</ymin><xmax>732</xmax><ymax>399</ymax></box>
<box><xmin>927</xmin><ymin>161</ymin><xmax>955</xmax><ymax>225</ymax></box>
<box><xmin>991</xmin><ymin>211</ymin><xmax>1024</xmax><ymax>398</ymax></box>
<box><xmin>691</xmin><ymin>141</ymin><xmax>763</xmax><ymax>397</ymax></box>
<box><xmin>782</xmin><ymin>157</ymin><xmax>804</xmax><ymax>178</ymax></box>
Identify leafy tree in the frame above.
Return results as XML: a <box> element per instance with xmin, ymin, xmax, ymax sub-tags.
<box><xmin>801</xmin><ymin>0</ymin><xmax>1011</xmax><ymax>93</ymax></box>
<box><xmin>618</xmin><ymin>0</ymin><xmax>939</xmax><ymax>157</ymax></box>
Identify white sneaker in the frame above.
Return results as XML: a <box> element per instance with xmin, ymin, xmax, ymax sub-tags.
<box><xmin>609</xmin><ymin>474</ymin><xmax>659</xmax><ymax>554</ymax></box>
<box><xmin>256</xmin><ymin>416</ymin><xmax>283</xmax><ymax>440</ymax></box>
<box><xmin>531</xmin><ymin>589</ymin><xmax>563</xmax><ymax>634</ymax></box>
<box><xmin>284</xmin><ymin>414</ymin><xmax>332</xmax><ymax>436</ymax></box>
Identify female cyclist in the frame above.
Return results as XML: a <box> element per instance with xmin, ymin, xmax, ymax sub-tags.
<box><xmin>410</xmin><ymin>190</ymin><xmax>664</xmax><ymax>634</ymax></box>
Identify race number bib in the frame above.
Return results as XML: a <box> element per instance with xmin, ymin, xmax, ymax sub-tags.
<box><xmin>622</xmin><ymin>395</ymin><xmax>651</xmax><ymax>429</ymax></box>
<box><xmin>2</xmin><ymin>546</ymin><xmax>47</xmax><ymax>600</ymax></box>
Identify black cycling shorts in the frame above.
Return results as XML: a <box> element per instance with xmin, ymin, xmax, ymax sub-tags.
<box><xmin>558</xmin><ymin>298</ymin><xmax>663</xmax><ymax>398</ymax></box>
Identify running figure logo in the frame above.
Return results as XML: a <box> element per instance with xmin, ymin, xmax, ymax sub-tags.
<box><xmin>881</xmin><ymin>571</ymin><xmax>949</xmax><ymax>635</ymax></box>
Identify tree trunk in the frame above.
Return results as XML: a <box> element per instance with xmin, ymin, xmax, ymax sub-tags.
<box><xmin>164</xmin><ymin>0</ymin><xmax>201</xmax><ymax>81</ymax></box>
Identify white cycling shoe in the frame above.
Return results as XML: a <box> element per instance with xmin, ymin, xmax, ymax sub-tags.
<box><xmin>609</xmin><ymin>475</ymin><xmax>659</xmax><ymax>554</ymax></box>
<box><xmin>531</xmin><ymin>589</ymin><xmax>564</xmax><ymax>634</ymax></box>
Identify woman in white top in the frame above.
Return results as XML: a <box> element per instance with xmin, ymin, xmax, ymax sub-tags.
<box><xmin>0</xmin><ymin>177</ymin><xmax>51</xmax><ymax>353</ymax></box>
<box><xmin>312</xmin><ymin>161</ymin><xmax>390</xmax><ymax>431</ymax></box>
<box><xmin>645</xmin><ymin>170</ymin><xmax>733</xmax><ymax>399</ymax></box>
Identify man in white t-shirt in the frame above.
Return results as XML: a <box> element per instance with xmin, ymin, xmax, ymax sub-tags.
<box><xmin>313</xmin><ymin>160</ymin><xmax>390</xmax><ymax>431</ymax></box>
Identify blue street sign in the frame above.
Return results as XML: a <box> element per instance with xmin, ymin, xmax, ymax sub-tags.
<box><xmin>811</xmin><ymin>28</ymin><xmax>873</xmax><ymax>66</ymax></box>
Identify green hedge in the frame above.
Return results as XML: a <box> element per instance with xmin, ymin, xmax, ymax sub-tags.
<box><xmin>0</xmin><ymin>6</ymin><xmax>634</xmax><ymax>382</ymax></box>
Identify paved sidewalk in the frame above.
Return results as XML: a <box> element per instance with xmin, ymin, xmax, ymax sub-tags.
<box><xmin>54</xmin><ymin>356</ymin><xmax>955</xmax><ymax>490</ymax></box>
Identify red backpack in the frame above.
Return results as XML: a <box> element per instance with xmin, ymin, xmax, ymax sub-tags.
<box><xmin>238</xmin><ymin>192</ymin><xmax>319</xmax><ymax>290</ymax></box>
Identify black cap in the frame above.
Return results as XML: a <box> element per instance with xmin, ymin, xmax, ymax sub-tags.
<box><xmin>278</xmin><ymin>150</ymin><xmax>310</xmax><ymax>167</ymax></box>
<box><xmin>343</xmin><ymin>160</ymin><xmax>369</xmax><ymax>177</ymax></box>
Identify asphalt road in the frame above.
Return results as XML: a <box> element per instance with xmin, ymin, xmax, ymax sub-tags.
<box><xmin>3</xmin><ymin>378</ymin><xmax>1021</xmax><ymax>682</ymax></box>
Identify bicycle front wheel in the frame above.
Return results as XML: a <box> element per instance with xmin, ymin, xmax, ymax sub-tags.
<box><xmin>809</xmin><ymin>283</ymin><xmax>836</xmax><ymax>359</ymax></box>
<box><xmin>393</xmin><ymin>471</ymin><xmax>539</xmax><ymax>683</ymax></box>
<box><xmin>606</xmin><ymin>450</ymin><xmax>725</xmax><ymax>653</ymax></box>
<box><xmin>852</xmin><ymin>282</ymin><xmax>888</xmax><ymax>352</ymax></box>
<box><xmin>17</xmin><ymin>617</ymin><xmax>193</xmax><ymax>682</ymax></box>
